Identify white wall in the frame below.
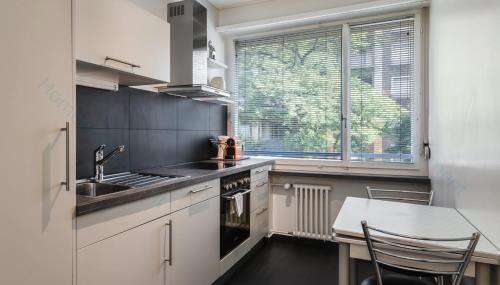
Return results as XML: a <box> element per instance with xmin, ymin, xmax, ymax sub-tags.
<box><xmin>218</xmin><ymin>0</ymin><xmax>379</xmax><ymax>27</ymax></box>
<box><xmin>428</xmin><ymin>0</ymin><xmax>500</xmax><ymax>249</ymax></box>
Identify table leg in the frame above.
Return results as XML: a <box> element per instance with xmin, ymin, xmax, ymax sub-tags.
<box><xmin>350</xmin><ymin>259</ymin><xmax>357</xmax><ymax>285</ymax></box>
<box><xmin>495</xmin><ymin>265</ymin><xmax>500</xmax><ymax>285</ymax></box>
<box><xmin>339</xmin><ymin>243</ymin><xmax>350</xmax><ymax>285</ymax></box>
<box><xmin>475</xmin><ymin>263</ymin><xmax>491</xmax><ymax>285</ymax></box>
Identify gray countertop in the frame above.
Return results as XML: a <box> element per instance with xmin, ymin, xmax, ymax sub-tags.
<box><xmin>76</xmin><ymin>158</ymin><xmax>274</xmax><ymax>216</ymax></box>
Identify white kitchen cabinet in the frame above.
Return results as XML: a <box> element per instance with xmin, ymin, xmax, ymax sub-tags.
<box><xmin>0</xmin><ymin>1</ymin><xmax>75</xmax><ymax>284</ymax></box>
<box><xmin>250</xmin><ymin>179</ymin><xmax>269</xmax><ymax>212</ymax></box>
<box><xmin>75</xmin><ymin>0</ymin><xmax>170</xmax><ymax>85</ymax></box>
<box><xmin>169</xmin><ymin>196</ymin><xmax>220</xmax><ymax>285</ymax></box>
<box><xmin>77</xmin><ymin>214</ymin><xmax>172</xmax><ymax>285</ymax></box>
<box><xmin>251</xmin><ymin>165</ymin><xmax>270</xmax><ymax>182</ymax></box>
<box><xmin>250</xmin><ymin>206</ymin><xmax>270</xmax><ymax>247</ymax></box>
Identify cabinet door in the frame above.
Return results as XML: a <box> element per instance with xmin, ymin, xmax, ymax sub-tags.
<box><xmin>75</xmin><ymin>0</ymin><xmax>170</xmax><ymax>82</ymax></box>
<box><xmin>169</xmin><ymin>197</ymin><xmax>220</xmax><ymax>285</ymax></box>
<box><xmin>0</xmin><ymin>1</ymin><xmax>74</xmax><ymax>284</ymax></box>
<box><xmin>77</xmin><ymin>215</ymin><xmax>171</xmax><ymax>285</ymax></box>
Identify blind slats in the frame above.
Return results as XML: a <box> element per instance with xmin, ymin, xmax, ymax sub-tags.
<box><xmin>235</xmin><ymin>28</ymin><xmax>343</xmax><ymax>159</ymax></box>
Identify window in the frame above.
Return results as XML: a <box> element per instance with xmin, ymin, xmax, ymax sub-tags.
<box><xmin>234</xmin><ymin>16</ymin><xmax>418</xmax><ymax>165</ymax></box>
<box><xmin>234</xmin><ymin>29</ymin><xmax>343</xmax><ymax>159</ymax></box>
<box><xmin>349</xmin><ymin>19</ymin><xmax>415</xmax><ymax>163</ymax></box>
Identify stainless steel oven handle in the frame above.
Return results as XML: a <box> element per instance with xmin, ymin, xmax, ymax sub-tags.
<box><xmin>221</xmin><ymin>189</ymin><xmax>251</xmax><ymax>200</ymax></box>
<box><xmin>190</xmin><ymin>185</ymin><xmax>213</xmax><ymax>194</ymax></box>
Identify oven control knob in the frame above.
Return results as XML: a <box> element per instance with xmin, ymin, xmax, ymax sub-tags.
<box><xmin>232</xmin><ymin>182</ymin><xmax>238</xmax><ymax>188</ymax></box>
<box><xmin>224</xmin><ymin>184</ymin><xmax>231</xmax><ymax>190</ymax></box>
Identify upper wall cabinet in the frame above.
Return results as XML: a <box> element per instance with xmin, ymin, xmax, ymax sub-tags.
<box><xmin>75</xmin><ymin>0</ymin><xmax>170</xmax><ymax>90</ymax></box>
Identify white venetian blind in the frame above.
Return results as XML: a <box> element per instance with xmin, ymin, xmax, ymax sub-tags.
<box><xmin>234</xmin><ymin>28</ymin><xmax>343</xmax><ymax>159</ymax></box>
<box><xmin>349</xmin><ymin>17</ymin><xmax>416</xmax><ymax>163</ymax></box>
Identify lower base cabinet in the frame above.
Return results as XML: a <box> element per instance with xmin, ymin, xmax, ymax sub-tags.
<box><xmin>77</xmin><ymin>197</ymin><xmax>220</xmax><ymax>285</ymax></box>
<box><xmin>250</xmin><ymin>206</ymin><xmax>269</xmax><ymax>249</ymax></box>
<box><xmin>77</xmin><ymin>215</ymin><xmax>171</xmax><ymax>285</ymax></box>
<box><xmin>169</xmin><ymin>196</ymin><xmax>220</xmax><ymax>285</ymax></box>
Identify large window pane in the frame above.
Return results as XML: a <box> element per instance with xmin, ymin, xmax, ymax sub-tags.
<box><xmin>349</xmin><ymin>18</ymin><xmax>415</xmax><ymax>163</ymax></box>
<box><xmin>234</xmin><ymin>29</ymin><xmax>343</xmax><ymax>159</ymax></box>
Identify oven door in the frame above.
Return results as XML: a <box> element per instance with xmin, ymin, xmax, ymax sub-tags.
<box><xmin>220</xmin><ymin>188</ymin><xmax>251</xmax><ymax>259</ymax></box>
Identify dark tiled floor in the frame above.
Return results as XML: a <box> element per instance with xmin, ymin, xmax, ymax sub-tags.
<box><xmin>218</xmin><ymin>236</ymin><xmax>477</xmax><ymax>285</ymax></box>
<box><xmin>219</xmin><ymin>236</ymin><xmax>373</xmax><ymax>285</ymax></box>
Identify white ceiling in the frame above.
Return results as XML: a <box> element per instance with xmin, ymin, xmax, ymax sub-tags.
<box><xmin>207</xmin><ymin>0</ymin><xmax>271</xmax><ymax>9</ymax></box>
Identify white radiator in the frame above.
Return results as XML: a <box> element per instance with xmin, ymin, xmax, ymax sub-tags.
<box><xmin>293</xmin><ymin>184</ymin><xmax>332</xmax><ymax>240</ymax></box>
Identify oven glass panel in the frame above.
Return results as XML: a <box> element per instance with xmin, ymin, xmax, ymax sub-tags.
<box><xmin>220</xmin><ymin>192</ymin><xmax>250</xmax><ymax>259</ymax></box>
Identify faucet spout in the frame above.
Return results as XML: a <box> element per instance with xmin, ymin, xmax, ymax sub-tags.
<box><xmin>96</xmin><ymin>145</ymin><xmax>125</xmax><ymax>166</ymax></box>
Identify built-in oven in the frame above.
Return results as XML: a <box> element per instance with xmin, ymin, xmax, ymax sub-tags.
<box><xmin>220</xmin><ymin>171</ymin><xmax>251</xmax><ymax>259</ymax></box>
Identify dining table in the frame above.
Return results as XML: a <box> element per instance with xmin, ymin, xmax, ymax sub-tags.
<box><xmin>332</xmin><ymin>197</ymin><xmax>500</xmax><ymax>285</ymax></box>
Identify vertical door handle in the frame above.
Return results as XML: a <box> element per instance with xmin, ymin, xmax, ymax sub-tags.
<box><xmin>60</xmin><ymin>122</ymin><xmax>70</xmax><ymax>191</ymax></box>
<box><xmin>164</xmin><ymin>220</ymin><xmax>173</xmax><ymax>266</ymax></box>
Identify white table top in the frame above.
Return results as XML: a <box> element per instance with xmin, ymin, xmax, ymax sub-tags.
<box><xmin>332</xmin><ymin>197</ymin><xmax>500</xmax><ymax>263</ymax></box>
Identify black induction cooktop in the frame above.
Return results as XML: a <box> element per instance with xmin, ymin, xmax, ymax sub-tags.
<box><xmin>179</xmin><ymin>162</ymin><xmax>237</xmax><ymax>170</ymax></box>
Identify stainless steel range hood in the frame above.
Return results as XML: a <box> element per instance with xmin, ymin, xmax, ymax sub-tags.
<box><xmin>159</xmin><ymin>0</ymin><xmax>230</xmax><ymax>98</ymax></box>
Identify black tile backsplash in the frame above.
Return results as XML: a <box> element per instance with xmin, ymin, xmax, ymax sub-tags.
<box><xmin>130</xmin><ymin>130</ymin><xmax>177</xmax><ymax>170</ymax></box>
<box><xmin>177</xmin><ymin>98</ymin><xmax>211</xmax><ymax>130</ymax></box>
<box><xmin>176</xmin><ymin>130</ymin><xmax>212</xmax><ymax>163</ymax></box>
<box><xmin>76</xmin><ymin>86</ymin><xmax>227</xmax><ymax>179</ymax></box>
<box><xmin>76</xmin><ymin>86</ymin><xmax>130</xmax><ymax>129</ymax></box>
<box><xmin>130</xmin><ymin>89</ymin><xmax>177</xmax><ymax>130</ymax></box>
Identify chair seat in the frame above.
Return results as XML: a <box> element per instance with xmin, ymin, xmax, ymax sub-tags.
<box><xmin>361</xmin><ymin>275</ymin><xmax>436</xmax><ymax>285</ymax></box>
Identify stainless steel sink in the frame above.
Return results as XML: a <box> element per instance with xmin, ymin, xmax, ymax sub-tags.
<box><xmin>76</xmin><ymin>182</ymin><xmax>132</xmax><ymax>197</ymax></box>
<box><xmin>76</xmin><ymin>172</ymin><xmax>189</xmax><ymax>197</ymax></box>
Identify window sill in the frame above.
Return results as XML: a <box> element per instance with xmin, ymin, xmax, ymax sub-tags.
<box><xmin>250</xmin><ymin>156</ymin><xmax>429</xmax><ymax>177</ymax></box>
<box><xmin>269</xmin><ymin>169</ymin><xmax>430</xmax><ymax>184</ymax></box>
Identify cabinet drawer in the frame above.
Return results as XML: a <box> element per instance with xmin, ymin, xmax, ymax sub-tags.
<box><xmin>171</xmin><ymin>179</ymin><xmax>220</xmax><ymax>212</ymax></box>
<box><xmin>249</xmin><ymin>206</ymin><xmax>269</xmax><ymax>249</ymax></box>
<box><xmin>251</xmin><ymin>165</ymin><xmax>270</xmax><ymax>182</ymax></box>
<box><xmin>77</xmin><ymin>191</ymin><xmax>171</xmax><ymax>249</ymax></box>
<box><xmin>250</xmin><ymin>179</ymin><xmax>269</xmax><ymax>212</ymax></box>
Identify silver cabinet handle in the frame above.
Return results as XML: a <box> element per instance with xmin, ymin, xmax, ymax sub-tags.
<box><xmin>164</xmin><ymin>220</ymin><xmax>172</xmax><ymax>266</ymax></box>
<box><xmin>190</xmin><ymin>185</ymin><xmax>213</xmax><ymax>194</ymax></box>
<box><xmin>257</xmin><ymin>208</ymin><xmax>268</xmax><ymax>216</ymax></box>
<box><xmin>256</xmin><ymin>181</ymin><xmax>268</xmax><ymax>188</ymax></box>
<box><xmin>254</xmin><ymin>169</ymin><xmax>265</xmax><ymax>174</ymax></box>
<box><xmin>60</xmin><ymin>122</ymin><xmax>70</xmax><ymax>191</ymax></box>
<box><xmin>105</xmin><ymin>56</ymin><xmax>141</xmax><ymax>69</ymax></box>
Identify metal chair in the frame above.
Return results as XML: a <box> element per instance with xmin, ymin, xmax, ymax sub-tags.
<box><xmin>360</xmin><ymin>220</ymin><xmax>480</xmax><ymax>285</ymax></box>
<box><xmin>366</xmin><ymin>186</ymin><xmax>434</xmax><ymax>206</ymax></box>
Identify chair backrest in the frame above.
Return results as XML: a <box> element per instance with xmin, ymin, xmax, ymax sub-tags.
<box><xmin>361</xmin><ymin>220</ymin><xmax>480</xmax><ymax>285</ymax></box>
<box><xmin>366</xmin><ymin>186</ymin><xmax>434</xmax><ymax>206</ymax></box>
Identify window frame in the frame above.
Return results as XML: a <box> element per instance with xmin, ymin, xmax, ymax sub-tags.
<box><xmin>227</xmin><ymin>10</ymin><xmax>427</xmax><ymax>175</ymax></box>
